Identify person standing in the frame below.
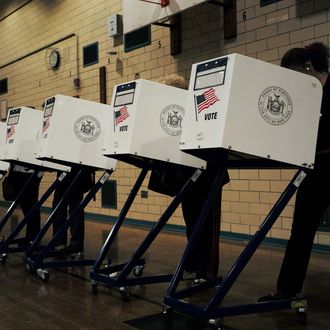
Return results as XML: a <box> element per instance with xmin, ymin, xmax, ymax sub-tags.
<box><xmin>52</xmin><ymin>166</ymin><xmax>93</xmax><ymax>255</ymax></box>
<box><xmin>259</xmin><ymin>42</ymin><xmax>330</xmax><ymax>301</ymax></box>
<box><xmin>10</xmin><ymin>165</ymin><xmax>42</xmax><ymax>244</ymax></box>
<box><xmin>148</xmin><ymin>74</ymin><xmax>230</xmax><ymax>283</ymax></box>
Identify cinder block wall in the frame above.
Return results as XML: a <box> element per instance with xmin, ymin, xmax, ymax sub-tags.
<box><xmin>0</xmin><ymin>0</ymin><xmax>329</xmax><ymax>245</ymax></box>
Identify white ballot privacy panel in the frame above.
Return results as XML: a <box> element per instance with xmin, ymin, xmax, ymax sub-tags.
<box><xmin>1</xmin><ymin>107</ymin><xmax>69</xmax><ymax>172</ymax></box>
<box><xmin>36</xmin><ymin>95</ymin><xmax>116</xmax><ymax>170</ymax></box>
<box><xmin>180</xmin><ymin>53</ymin><xmax>323</xmax><ymax>168</ymax></box>
<box><xmin>102</xmin><ymin>79</ymin><xmax>206</xmax><ymax>169</ymax></box>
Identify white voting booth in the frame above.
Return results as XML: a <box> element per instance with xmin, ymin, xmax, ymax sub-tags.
<box><xmin>103</xmin><ymin>79</ymin><xmax>205</xmax><ymax>169</ymax></box>
<box><xmin>1</xmin><ymin>107</ymin><xmax>69</xmax><ymax>172</ymax></box>
<box><xmin>164</xmin><ymin>54</ymin><xmax>323</xmax><ymax>324</ymax></box>
<box><xmin>180</xmin><ymin>53</ymin><xmax>322</xmax><ymax>168</ymax></box>
<box><xmin>0</xmin><ymin>107</ymin><xmax>71</xmax><ymax>262</ymax></box>
<box><xmin>0</xmin><ymin>122</ymin><xmax>10</xmax><ymax>173</ymax></box>
<box><xmin>23</xmin><ymin>95</ymin><xmax>117</xmax><ymax>278</ymax></box>
<box><xmin>90</xmin><ymin>79</ymin><xmax>206</xmax><ymax>298</ymax></box>
<box><xmin>36</xmin><ymin>95</ymin><xmax>116</xmax><ymax>171</ymax></box>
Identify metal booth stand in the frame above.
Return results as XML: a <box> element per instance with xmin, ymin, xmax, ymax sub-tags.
<box><xmin>162</xmin><ymin>54</ymin><xmax>323</xmax><ymax>327</ymax></box>
<box><xmin>0</xmin><ymin>108</ymin><xmax>70</xmax><ymax>264</ymax></box>
<box><xmin>90</xmin><ymin>79</ymin><xmax>206</xmax><ymax>300</ymax></box>
<box><xmin>22</xmin><ymin>96</ymin><xmax>116</xmax><ymax>281</ymax></box>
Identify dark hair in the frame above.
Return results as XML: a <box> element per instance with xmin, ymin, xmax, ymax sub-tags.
<box><xmin>281</xmin><ymin>42</ymin><xmax>330</xmax><ymax>73</ymax></box>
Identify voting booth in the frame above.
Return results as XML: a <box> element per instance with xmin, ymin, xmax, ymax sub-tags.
<box><xmin>90</xmin><ymin>79</ymin><xmax>205</xmax><ymax>298</ymax></box>
<box><xmin>0</xmin><ymin>107</ymin><xmax>71</xmax><ymax>264</ymax></box>
<box><xmin>2</xmin><ymin>107</ymin><xmax>69</xmax><ymax>172</ymax></box>
<box><xmin>164</xmin><ymin>54</ymin><xmax>323</xmax><ymax>325</ymax></box>
<box><xmin>0</xmin><ymin>122</ymin><xmax>9</xmax><ymax>174</ymax></box>
<box><xmin>24</xmin><ymin>95</ymin><xmax>117</xmax><ymax>281</ymax></box>
<box><xmin>0</xmin><ymin>107</ymin><xmax>71</xmax><ymax>263</ymax></box>
<box><xmin>180</xmin><ymin>53</ymin><xmax>321</xmax><ymax>168</ymax></box>
<box><xmin>36</xmin><ymin>95</ymin><xmax>116</xmax><ymax>171</ymax></box>
<box><xmin>103</xmin><ymin>79</ymin><xmax>205</xmax><ymax>169</ymax></box>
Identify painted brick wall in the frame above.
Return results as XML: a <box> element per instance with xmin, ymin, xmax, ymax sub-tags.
<box><xmin>0</xmin><ymin>0</ymin><xmax>329</xmax><ymax>245</ymax></box>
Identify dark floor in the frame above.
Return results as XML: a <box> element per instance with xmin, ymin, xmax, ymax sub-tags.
<box><xmin>0</xmin><ymin>209</ymin><xmax>330</xmax><ymax>330</ymax></box>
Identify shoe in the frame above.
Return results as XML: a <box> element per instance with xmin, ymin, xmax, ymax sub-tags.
<box><xmin>192</xmin><ymin>277</ymin><xmax>208</xmax><ymax>285</ymax></box>
<box><xmin>54</xmin><ymin>244</ymin><xmax>66</xmax><ymax>251</ymax></box>
<box><xmin>65</xmin><ymin>243</ymin><xmax>83</xmax><ymax>254</ymax></box>
<box><xmin>17</xmin><ymin>238</ymin><xmax>33</xmax><ymax>247</ymax></box>
<box><xmin>258</xmin><ymin>291</ymin><xmax>296</xmax><ymax>302</ymax></box>
<box><xmin>182</xmin><ymin>271</ymin><xmax>196</xmax><ymax>280</ymax></box>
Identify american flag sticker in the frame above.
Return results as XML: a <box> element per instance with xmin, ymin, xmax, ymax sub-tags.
<box><xmin>195</xmin><ymin>88</ymin><xmax>220</xmax><ymax>113</ymax></box>
<box><xmin>114</xmin><ymin>106</ymin><xmax>129</xmax><ymax>126</ymax></box>
<box><xmin>6</xmin><ymin>125</ymin><xmax>15</xmax><ymax>140</ymax></box>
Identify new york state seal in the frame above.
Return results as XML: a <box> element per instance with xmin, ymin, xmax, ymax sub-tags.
<box><xmin>258</xmin><ymin>86</ymin><xmax>293</xmax><ymax>125</ymax></box>
<box><xmin>160</xmin><ymin>104</ymin><xmax>185</xmax><ymax>136</ymax></box>
<box><xmin>74</xmin><ymin>115</ymin><xmax>101</xmax><ymax>142</ymax></box>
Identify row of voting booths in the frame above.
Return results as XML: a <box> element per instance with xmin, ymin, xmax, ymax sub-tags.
<box><xmin>0</xmin><ymin>53</ymin><xmax>322</xmax><ymax>327</ymax></box>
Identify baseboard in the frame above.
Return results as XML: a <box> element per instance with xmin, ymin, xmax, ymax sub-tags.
<box><xmin>1</xmin><ymin>201</ymin><xmax>329</xmax><ymax>254</ymax></box>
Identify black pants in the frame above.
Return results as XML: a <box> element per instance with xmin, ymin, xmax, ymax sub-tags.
<box><xmin>181</xmin><ymin>165</ymin><xmax>228</xmax><ymax>279</ymax></box>
<box><xmin>52</xmin><ymin>171</ymin><xmax>85</xmax><ymax>251</ymax></box>
<box><xmin>277</xmin><ymin>156</ymin><xmax>330</xmax><ymax>295</ymax></box>
<box><xmin>13</xmin><ymin>172</ymin><xmax>41</xmax><ymax>241</ymax></box>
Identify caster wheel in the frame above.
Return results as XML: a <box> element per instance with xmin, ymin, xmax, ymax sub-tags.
<box><xmin>91</xmin><ymin>281</ymin><xmax>98</xmax><ymax>295</ymax></box>
<box><xmin>296</xmin><ymin>308</ymin><xmax>307</xmax><ymax>325</ymax></box>
<box><xmin>37</xmin><ymin>269</ymin><xmax>49</xmax><ymax>282</ymax></box>
<box><xmin>133</xmin><ymin>265</ymin><xmax>144</xmax><ymax>277</ymax></box>
<box><xmin>162</xmin><ymin>304</ymin><xmax>174</xmax><ymax>314</ymax></box>
<box><xmin>209</xmin><ymin>318</ymin><xmax>224</xmax><ymax>330</ymax></box>
<box><xmin>119</xmin><ymin>287</ymin><xmax>131</xmax><ymax>302</ymax></box>
<box><xmin>0</xmin><ymin>253</ymin><xmax>7</xmax><ymax>265</ymax></box>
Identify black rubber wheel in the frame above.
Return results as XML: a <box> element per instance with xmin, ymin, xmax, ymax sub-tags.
<box><xmin>133</xmin><ymin>265</ymin><xmax>144</xmax><ymax>277</ymax></box>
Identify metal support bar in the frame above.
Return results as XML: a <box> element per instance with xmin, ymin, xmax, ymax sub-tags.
<box><xmin>90</xmin><ymin>167</ymin><xmax>202</xmax><ymax>289</ymax></box>
<box><xmin>116</xmin><ymin>168</ymin><xmax>202</xmax><ymax>282</ymax></box>
<box><xmin>166</xmin><ymin>167</ymin><xmax>227</xmax><ymax>296</ymax></box>
<box><xmin>206</xmin><ymin>169</ymin><xmax>306</xmax><ymax>313</ymax></box>
<box><xmin>92</xmin><ymin>168</ymin><xmax>148</xmax><ymax>272</ymax></box>
<box><xmin>24</xmin><ymin>169</ymin><xmax>84</xmax><ymax>260</ymax></box>
<box><xmin>24</xmin><ymin>170</ymin><xmax>113</xmax><ymax>271</ymax></box>
<box><xmin>164</xmin><ymin>168</ymin><xmax>307</xmax><ymax>321</ymax></box>
<box><xmin>0</xmin><ymin>170</ymin><xmax>38</xmax><ymax>233</ymax></box>
<box><xmin>0</xmin><ymin>172</ymin><xmax>67</xmax><ymax>253</ymax></box>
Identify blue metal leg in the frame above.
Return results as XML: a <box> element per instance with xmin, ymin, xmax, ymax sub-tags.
<box><xmin>166</xmin><ymin>167</ymin><xmax>227</xmax><ymax>296</ymax></box>
<box><xmin>164</xmin><ymin>168</ymin><xmax>307</xmax><ymax>321</ymax></box>
<box><xmin>0</xmin><ymin>172</ymin><xmax>67</xmax><ymax>254</ymax></box>
<box><xmin>24</xmin><ymin>170</ymin><xmax>113</xmax><ymax>271</ymax></box>
<box><xmin>23</xmin><ymin>170</ymin><xmax>84</xmax><ymax>265</ymax></box>
<box><xmin>90</xmin><ymin>168</ymin><xmax>203</xmax><ymax>289</ymax></box>
<box><xmin>0</xmin><ymin>171</ymin><xmax>38</xmax><ymax>233</ymax></box>
<box><xmin>91</xmin><ymin>168</ymin><xmax>148</xmax><ymax>273</ymax></box>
